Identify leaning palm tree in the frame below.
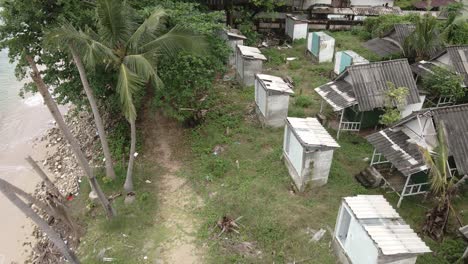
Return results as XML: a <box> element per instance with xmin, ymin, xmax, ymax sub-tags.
<box><xmin>46</xmin><ymin>24</ymin><xmax>117</xmax><ymax>180</ymax></box>
<box><xmin>404</xmin><ymin>14</ymin><xmax>441</xmax><ymax>61</ymax></box>
<box><xmin>420</xmin><ymin>122</ymin><xmax>468</xmax><ymax>241</ymax></box>
<box><xmin>65</xmin><ymin>0</ymin><xmax>202</xmax><ymax>203</ymax></box>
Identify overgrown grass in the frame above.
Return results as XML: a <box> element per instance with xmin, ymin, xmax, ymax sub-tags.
<box><xmin>176</xmin><ymin>36</ymin><xmax>468</xmax><ymax>263</ymax></box>
<box><xmin>74</xmin><ymin>163</ymin><xmax>165</xmax><ymax>264</ymax></box>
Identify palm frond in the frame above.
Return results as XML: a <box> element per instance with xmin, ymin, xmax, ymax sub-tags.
<box><xmin>96</xmin><ymin>0</ymin><xmax>133</xmax><ymax>47</ymax></box>
<box><xmin>80</xmin><ymin>27</ymin><xmax>118</xmax><ymax>69</ymax></box>
<box><xmin>117</xmin><ymin>63</ymin><xmax>145</xmax><ymax>121</ymax></box>
<box><xmin>124</xmin><ymin>54</ymin><xmax>164</xmax><ymax>88</ymax></box>
<box><xmin>140</xmin><ymin>25</ymin><xmax>206</xmax><ymax>57</ymax></box>
<box><xmin>126</xmin><ymin>6</ymin><xmax>166</xmax><ymax>52</ymax></box>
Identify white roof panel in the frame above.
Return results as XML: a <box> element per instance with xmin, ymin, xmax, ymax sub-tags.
<box><xmin>343</xmin><ymin>195</ymin><xmax>431</xmax><ymax>256</ymax></box>
<box><xmin>237</xmin><ymin>45</ymin><xmax>267</xmax><ymax>61</ymax></box>
<box><xmin>344</xmin><ymin>195</ymin><xmax>400</xmax><ymax>219</ymax></box>
<box><xmin>364</xmin><ymin>225</ymin><xmax>432</xmax><ymax>255</ymax></box>
<box><xmin>287</xmin><ymin>117</ymin><xmax>340</xmax><ymax>148</ymax></box>
<box><xmin>256</xmin><ymin>74</ymin><xmax>294</xmax><ymax>94</ymax></box>
<box><xmin>226</xmin><ymin>29</ymin><xmax>247</xmax><ymax>40</ymax></box>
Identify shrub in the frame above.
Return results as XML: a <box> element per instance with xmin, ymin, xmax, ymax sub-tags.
<box><xmin>263</xmin><ymin>48</ymin><xmax>285</xmax><ymax>66</ymax></box>
<box><xmin>288</xmin><ymin>106</ymin><xmax>306</xmax><ymax>118</ymax></box>
<box><xmin>422</xmin><ymin>66</ymin><xmax>465</xmax><ymax>100</ymax></box>
<box><xmin>294</xmin><ymin>95</ymin><xmax>313</xmax><ymax>108</ymax></box>
<box><xmin>363</xmin><ymin>14</ymin><xmax>417</xmax><ymax>38</ymax></box>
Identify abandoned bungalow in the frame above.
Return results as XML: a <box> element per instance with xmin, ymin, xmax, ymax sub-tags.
<box><xmin>334</xmin><ymin>50</ymin><xmax>368</xmax><ymax>75</ymax></box>
<box><xmin>411</xmin><ymin>45</ymin><xmax>468</xmax><ymax>106</ymax></box>
<box><xmin>283</xmin><ymin>117</ymin><xmax>340</xmax><ymax>191</ymax></box>
<box><xmin>315</xmin><ymin>59</ymin><xmax>425</xmax><ymax>138</ymax></box>
<box><xmin>334</xmin><ymin>195</ymin><xmax>431</xmax><ymax>264</ymax></box>
<box><xmin>255</xmin><ymin>74</ymin><xmax>294</xmax><ymax>127</ymax></box>
<box><xmin>366</xmin><ymin>104</ymin><xmax>468</xmax><ymax>207</ymax></box>
<box><xmin>307</xmin><ymin>31</ymin><xmax>335</xmax><ymax>62</ymax></box>
<box><xmin>363</xmin><ymin>23</ymin><xmax>415</xmax><ymax>57</ymax></box>
<box><xmin>291</xmin><ymin>0</ymin><xmax>395</xmax><ymax>10</ymax></box>
<box><xmin>285</xmin><ymin>14</ymin><xmax>309</xmax><ymax>40</ymax></box>
<box><xmin>235</xmin><ymin>45</ymin><xmax>267</xmax><ymax>87</ymax></box>
<box><xmin>221</xmin><ymin>29</ymin><xmax>247</xmax><ymax>67</ymax></box>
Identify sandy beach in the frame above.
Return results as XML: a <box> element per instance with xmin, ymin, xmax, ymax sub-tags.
<box><xmin>0</xmin><ymin>49</ymin><xmax>64</xmax><ymax>263</ymax></box>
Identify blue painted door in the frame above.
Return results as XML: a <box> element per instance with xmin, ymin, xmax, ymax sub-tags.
<box><xmin>311</xmin><ymin>33</ymin><xmax>320</xmax><ymax>56</ymax></box>
<box><xmin>339</xmin><ymin>52</ymin><xmax>353</xmax><ymax>74</ymax></box>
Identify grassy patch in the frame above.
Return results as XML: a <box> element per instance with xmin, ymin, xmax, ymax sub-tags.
<box><xmin>74</xmin><ymin>163</ymin><xmax>165</xmax><ymax>264</ymax></box>
<box><xmin>176</xmin><ymin>38</ymin><xmax>468</xmax><ymax>263</ymax></box>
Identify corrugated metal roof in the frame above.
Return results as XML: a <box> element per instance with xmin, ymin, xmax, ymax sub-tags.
<box><xmin>364</xmin><ymin>224</ymin><xmax>432</xmax><ymax>255</ymax></box>
<box><xmin>348</xmin><ymin>59</ymin><xmax>421</xmax><ymax>111</ymax></box>
<box><xmin>344</xmin><ymin>195</ymin><xmax>431</xmax><ymax>256</ymax></box>
<box><xmin>410</xmin><ymin>60</ymin><xmax>437</xmax><ymax>77</ymax></box>
<box><xmin>363</xmin><ymin>38</ymin><xmax>401</xmax><ymax>57</ymax></box>
<box><xmin>446</xmin><ymin>46</ymin><xmax>468</xmax><ymax>86</ymax></box>
<box><xmin>225</xmin><ymin>29</ymin><xmax>247</xmax><ymax>40</ymax></box>
<box><xmin>286</xmin><ymin>14</ymin><xmax>309</xmax><ymax>23</ymax></box>
<box><xmin>366</xmin><ymin>129</ymin><xmax>427</xmax><ymax>177</ymax></box>
<box><xmin>256</xmin><ymin>74</ymin><xmax>294</xmax><ymax>94</ymax></box>
<box><xmin>432</xmin><ymin>104</ymin><xmax>468</xmax><ymax>175</ymax></box>
<box><xmin>413</xmin><ymin>0</ymin><xmax>455</xmax><ymax>8</ymax></box>
<box><xmin>314</xmin><ymin>80</ymin><xmax>357</xmax><ymax>111</ymax></box>
<box><xmin>390</xmin><ymin>24</ymin><xmax>415</xmax><ymax>47</ymax></box>
<box><xmin>344</xmin><ymin>195</ymin><xmax>400</xmax><ymax>219</ymax></box>
<box><xmin>237</xmin><ymin>45</ymin><xmax>267</xmax><ymax>61</ymax></box>
<box><xmin>287</xmin><ymin>117</ymin><xmax>340</xmax><ymax>148</ymax></box>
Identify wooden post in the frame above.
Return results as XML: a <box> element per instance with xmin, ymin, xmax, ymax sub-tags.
<box><xmin>398</xmin><ymin>174</ymin><xmax>412</xmax><ymax>208</ymax></box>
<box><xmin>337</xmin><ymin>108</ymin><xmax>345</xmax><ymax>139</ymax></box>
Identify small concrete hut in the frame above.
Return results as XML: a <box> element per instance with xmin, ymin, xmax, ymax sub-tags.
<box><xmin>221</xmin><ymin>29</ymin><xmax>247</xmax><ymax>67</ymax></box>
<box><xmin>334</xmin><ymin>195</ymin><xmax>431</xmax><ymax>264</ymax></box>
<box><xmin>255</xmin><ymin>74</ymin><xmax>294</xmax><ymax>127</ymax></box>
<box><xmin>285</xmin><ymin>14</ymin><xmax>309</xmax><ymax>40</ymax></box>
<box><xmin>283</xmin><ymin>117</ymin><xmax>340</xmax><ymax>191</ymax></box>
<box><xmin>236</xmin><ymin>45</ymin><xmax>267</xmax><ymax>87</ymax></box>
<box><xmin>306</xmin><ymin>32</ymin><xmax>335</xmax><ymax>63</ymax></box>
<box><xmin>334</xmin><ymin>50</ymin><xmax>368</xmax><ymax>75</ymax></box>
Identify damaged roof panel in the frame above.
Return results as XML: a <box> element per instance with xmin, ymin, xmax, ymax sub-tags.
<box><xmin>314</xmin><ymin>80</ymin><xmax>356</xmax><ymax>112</ymax></box>
<box><xmin>446</xmin><ymin>46</ymin><xmax>468</xmax><ymax>86</ymax></box>
<box><xmin>237</xmin><ymin>45</ymin><xmax>267</xmax><ymax>61</ymax></box>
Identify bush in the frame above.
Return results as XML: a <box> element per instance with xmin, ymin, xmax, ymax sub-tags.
<box><xmin>263</xmin><ymin>49</ymin><xmax>285</xmax><ymax>66</ymax></box>
<box><xmin>422</xmin><ymin>66</ymin><xmax>465</xmax><ymax>100</ymax></box>
<box><xmin>294</xmin><ymin>95</ymin><xmax>313</xmax><ymax>108</ymax></box>
<box><xmin>363</xmin><ymin>14</ymin><xmax>417</xmax><ymax>38</ymax></box>
<box><xmin>288</xmin><ymin>106</ymin><xmax>306</xmax><ymax>117</ymax></box>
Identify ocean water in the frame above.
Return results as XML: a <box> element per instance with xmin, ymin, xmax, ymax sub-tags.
<box><xmin>0</xmin><ymin>48</ymin><xmax>56</xmax><ymax>263</ymax></box>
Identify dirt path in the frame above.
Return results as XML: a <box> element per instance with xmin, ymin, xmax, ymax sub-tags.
<box><xmin>141</xmin><ymin>110</ymin><xmax>204</xmax><ymax>264</ymax></box>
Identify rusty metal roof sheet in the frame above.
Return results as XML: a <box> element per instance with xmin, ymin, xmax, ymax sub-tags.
<box><xmin>363</xmin><ymin>38</ymin><xmax>401</xmax><ymax>57</ymax></box>
<box><xmin>366</xmin><ymin>129</ymin><xmax>427</xmax><ymax>177</ymax></box>
<box><xmin>256</xmin><ymin>74</ymin><xmax>294</xmax><ymax>94</ymax></box>
<box><xmin>348</xmin><ymin>59</ymin><xmax>421</xmax><ymax>111</ymax></box>
<box><xmin>286</xmin><ymin>117</ymin><xmax>340</xmax><ymax>148</ymax></box>
<box><xmin>314</xmin><ymin>80</ymin><xmax>356</xmax><ymax>111</ymax></box>
<box><xmin>431</xmin><ymin>104</ymin><xmax>468</xmax><ymax>175</ymax></box>
<box><xmin>446</xmin><ymin>46</ymin><xmax>468</xmax><ymax>86</ymax></box>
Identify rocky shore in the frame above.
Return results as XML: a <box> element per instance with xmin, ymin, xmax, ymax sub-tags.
<box><xmin>27</xmin><ymin>107</ymin><xmax>112</xmax><ymax>263</ymax></box>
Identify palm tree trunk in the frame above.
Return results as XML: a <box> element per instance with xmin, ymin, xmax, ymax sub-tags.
<box><xmin>70</xmin><ymin>46</ymin><xmax>116</xmax><ymax>180</ymax></box>
<box><xmin>123</xmin><ymin>118</ymin><xmax>136</xmax><ymax>202</ymax></box>
<box><xmin>26</xmin><ymin>55</ymin><xmax>115</xmax><ymax>219</ymax></box>
<box><xmin>0</xmin><ymin>180</ymin><xmax>80</xmax><ymax>264</ymax></box>
<box><xmin>26</xmin><ymin>156</ymin><xmax>64</xmax><ymax>200</ymax></box>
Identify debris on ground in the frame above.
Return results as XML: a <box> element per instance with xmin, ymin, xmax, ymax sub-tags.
<box><xmin>305</xmin><ymin>227</ymin><xmax>327</xmax><ymax>242</ymax></box>
<box><xmin>217</xmin><ymin>216</ymin><xmax>243</xmax><ymax>237</ymax></box>
<box><xmin>212</xmin><ymin>145</ymin><xmax>225</xmax><ymax>156</ymax></box>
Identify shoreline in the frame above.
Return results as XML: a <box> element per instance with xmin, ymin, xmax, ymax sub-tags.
<box><xmin>27</xmin><ymin>107</ymin><xmax>109</xmax><ymax>263</ymax></box>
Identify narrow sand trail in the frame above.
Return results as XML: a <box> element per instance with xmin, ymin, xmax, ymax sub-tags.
<box><xmin>141</xmin><ymin>110</ymin><xmax>204</xmax><ymax>264</ymax></box>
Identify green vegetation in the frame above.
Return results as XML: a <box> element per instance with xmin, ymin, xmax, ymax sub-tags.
<box><xmin>423</xmin><ymin>66</ymin><xmax>465</xmax><ymax>100</ymax></box>
<box><xmin>75</xmin><ymin>164</ymin><xmax>165</xmax><ymax>264</ymax></box>
<box><xmin>379</xmin><ymin>82</ymin><xmax>409</xmax><ymax>126</ymax></box>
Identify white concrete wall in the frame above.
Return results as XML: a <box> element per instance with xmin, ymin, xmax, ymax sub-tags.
<box><xmin>242</xmin><ymin>59</ymin><xmax>263</xmax><ymax>86</ymax></box>
<box><xmin>236</xmin><ymin>48</ymin><xmax>244</xmax><ymax>81</ymax></box>
<box><xmin>336</xmin><ymin>203</ymin><xmax>379</xmax><ymax>264</ymax></box>
<box><xmin>308</xmin><ymin>149</ymin><xmax>334</xmax><ymax>186</ymax></box>
<box><xmin>350</xmin><ymin>0</ymin><xmax>394</xmax><ymax>6</ymax></box>
<box><xmin>318</xmin><ymin>34</ymin><xmax>335</xmax><ymax>63</ymax></box>
<box><xmin>284</xmin><ymin>126</ymin><xmax>304</xmax><ymax>178</ymax></box>
<box><xmin>401</xmin><ymin>95</ymin><xmax>425</xmax><ymax>118</ymax></box>
<box><xmin>228</xmin><ymin>39</ymin><xmax>244</xmax><ymax>67</ymax></box>
<box><xmin>266</xmin><ymin>92</ymin><xmax>290</xmax><ymax>127</ymax></box>
<box><xmin>307</xmin><ymin>32</ymin><xmax>313</xmax><ymax>53</ymax></box>
<box><xmin>334</xmin><ymin>51</ymin><xmax>343</xmax><ymax>74</ymax></box>
<box><xmin>293</xmin><ymin>23</ymin><xmax>308</xmax><ymax>40</ymax></box>
<box><xmin>286</xmin><ymin>16</ymin><xmax>294</xmax><ymax>39</ymax></box>
<box><xmin>255</xmin><ymin>80</ymin><xmax>268</xmax><ymax>116</ymax></box>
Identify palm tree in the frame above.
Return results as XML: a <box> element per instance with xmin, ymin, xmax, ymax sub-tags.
<box><xmin>0</xmin><ymin>178</ymin><xmax>80</xmax><ymax>264</ymax></box>
<box><xmin>26</xmin><ymin>55</ymin><xmax>115</xmax><ymax>218</ymax></box>
<box><xmin>404</xmin><ymin>14</ymin><xmax>441</xmax><ymax>61</ymax></box>
<box><xmin>420</xmin><ymin>122</ymin><xmax>468</xmax><ymax>241</ymax></box>
<box><xmin>46</xmin><ymin>25</ymin><xmax>117</xmax><ymax>180</ymax></box>
<box><xmin>64</xmin><ymin>0</ymin><xmax>202</xmax><ymax>203</ymax></box>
